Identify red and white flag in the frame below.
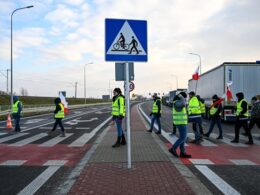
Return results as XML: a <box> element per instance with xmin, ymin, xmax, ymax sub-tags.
<box><xmin>192</xmin><ymin>65</ymin><xmax>200</xmax><ymax>80</ymax></box>
<box><xmin>59</xmin><ymin>92</ymin><xmax>69</xmax><ymax>114</ymax></box>
<box><xmin>226</xmin><ymin>82</ymin><xmax>233</xmax><ymax>103</ymax></box>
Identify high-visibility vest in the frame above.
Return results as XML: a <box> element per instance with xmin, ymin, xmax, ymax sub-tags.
<box><xmin>236</xmin><ymin>99</ymin><xmax>249</xmax><ymax>117</ymax></box>
<box><xmin>173</xmin><ymin>104</ymin><xmax>188</xmax><ymax>125</ymax></box>
<box><xmin>152</xmin><ymin>99</ymin><xmax>162</xmax><ymax>114</ymax></box>
<box><xmin>111</xmin><ymin>96</ymin><xmax>124</xmax><ymax>116</ymax></box>
<box><xmin>55</xmin><ymin>103</ymin><xmax>65</xmax><ymax>118</ymax></box>
<box><xmin>210</xmin><ymin>105</ymin><xmax>221</xmax><ymax>116</ymax></box>
<box><xmin>200</xmin><ymin>102</ymin><xmax>206</xmax><ymax>114</ymax></box>
<box><xmin>12</xmin><ymin>101</ymin><xmax>22</xmax><ymax>114</ymax></box>
<box><xmin>188</xmin><ymin>96</ymin><xmax>201</xmax><ymax>115</ymax></box>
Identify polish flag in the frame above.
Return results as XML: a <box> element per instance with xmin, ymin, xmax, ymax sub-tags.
<box><xmin>59</xmin><ymin>92</ymin><xmax>69</xmax><ymax>114</ymax></box>
<box><xmin>192</xmin><ymin>65</ymin><xmax>200</xmax><ymax>80</ymax></box>
<box><xmin>226</xmin><ymin>82</ymin><xmax>233</xmax><ymax>103</ymax></box>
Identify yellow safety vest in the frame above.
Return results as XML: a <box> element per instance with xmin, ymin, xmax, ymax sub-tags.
<box><xmin>12</xmin><ymin>101</ymin><xmax>22</xmax><ymax>114</ymax></box>
<box><xmin>111</xmin><ymin>96</ymin><xmax>124</xmax><ymax>116</ymax></box>
<box><xmin>173</xmin><ymin>104</ymin><xmax>188</xmax><ymax>125</ymax></box>
<box><xmin>55</xmin><ymin>103</ymin><xmax>65</xmax><ymax>118</ymax></box>
<box><xmin>200</xmin><ymin>102</ymin><xmax>206</xmax><ymax>114</ymax></box>
<box><xmin>236</xmin><ymin>99</ymin><xmax>249</xmax><ymax>117</ymax></box>
<box><xmin>210</xmin><ymin>105</ymin><xmax>221</xmax><ymax>116</ymax></box>
<box><xmin>188</xmin><ymin>96</ymin><xmax>201</xmax><ymax>115</ymax></box>
<box><xmin>152</xmin><ymin>99</ymin><xmax>162</xmax><ymax>114</ymax></box>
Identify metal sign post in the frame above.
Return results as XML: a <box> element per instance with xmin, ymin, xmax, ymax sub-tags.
<box><xmin>125</xmin><ymin>62</ymin><xmax>131</xmax><ymax>169</ymax></box>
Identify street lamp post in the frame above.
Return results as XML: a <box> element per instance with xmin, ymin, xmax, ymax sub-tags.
<box><xmin>10</xmin><ymin>5</ymin><xmax>34</xmax><ymax>110</ymax></box>
<box><xmin>75</xmin><ymin>82</ymin><xmax>78</xmax><ymax>99</ymax></box>
<box><xmin>170</xmin><ymin>74</ymin><xmax>178</xmax><ymax>89</ymax></box>
<box><xmin>189</xmin><ymin>53</ymin><xmax>202</xmax><ymax>74</ymax></box>
<box><xmin>84</xmin><ymin>62</ymin><xmax>93</xmax><ymax>104</ymax></box>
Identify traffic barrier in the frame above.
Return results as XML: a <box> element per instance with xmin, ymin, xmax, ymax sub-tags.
<box><xmin>6</xmin><ymin>114</ymin><xmax>13</xmax><ymax>129</ymax></box>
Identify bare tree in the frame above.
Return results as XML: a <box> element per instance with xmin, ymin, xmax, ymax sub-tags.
<box><xmin>20</xmin><ymin>87</ymin><xmax>29</xmax><ymax>96</ymax></box>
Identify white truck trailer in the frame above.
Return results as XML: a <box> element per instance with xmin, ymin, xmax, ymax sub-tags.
<box><xmin>188</xmin><ymin>62</ymin><xmax>260</xmax><ymax>121</ymax></box>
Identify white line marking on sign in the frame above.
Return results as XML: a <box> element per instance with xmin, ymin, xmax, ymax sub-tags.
<box><xmin>9</xmin><ymin>133</ymin><xmax>47</xmax><ymax>147</ymax></box>
<box><xmin>229</xmin><ymin>159</ymin><xmax>257</xmax><ymax>165</ymax></box>
<box><xmin>0</xmin><ymin>160</ymin><xmax>27</xmax><ymax>166</ymax></box>
<box><xmin>195</xmin><ymin>165</ymin><xmax>241</xmax><ymax>195</ymax></box>
<box><xmin>39</xmin><ymin>133</ymin><xmax>73</xmax><ymax>147</ymax></box>
<box><xmin>0</xmin><ymin>133</ymin><xmax>29</xmax><ymax>143</ymax></box>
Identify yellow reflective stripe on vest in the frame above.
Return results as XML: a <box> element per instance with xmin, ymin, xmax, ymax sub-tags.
<box><xmin>12</xmin><ymin>101</ymin><xmax>21</xmax><ymax>113</ymax></box>
<box><xmin>152</xmin><ymin>99</ymin><xmax>162</xmax><ymax>114</ymax></box>
<box><xmin>173</xmin><ymin>107</ymin><xmax>188</xmax><ymax>125</ymax></box>
<box><xmin>210</xmin><ymin>106</ymin><xmax>221</xmax><ymax>116</ymax></box>
<box><xmin>200</xmin><ymin>103</ymin><xmax>206</xmax><ymax>114</ymax></box>
<box><xmin>188</xmin><ymin>97</ymin><xmax>201</xmax><ymax>115</ymax></box>
<box><xmin>236</xmin><ymin>99</ymin><xmax>249</xmax><ymax>117</ymax></box>
<box><xmin>55</xmin><ymin>103</ymin><xmax>65</xmax><ymax>118</ymax></box>
<box><xmin>111</xmin><ymin>96</ymin><xmax>124</xmax><ymax>116</ymax></box>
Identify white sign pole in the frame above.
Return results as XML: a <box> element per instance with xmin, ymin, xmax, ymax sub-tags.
<box><xmin>125</xmin><ymin>62</ymin><xmax>131</xmax><ymax>169</ymax></box>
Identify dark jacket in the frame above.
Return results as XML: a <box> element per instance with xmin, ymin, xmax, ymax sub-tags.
<box><xmin>54</xmin><ymin>98</ymin><xmax>62</xmax><ymax>114</ymax></box>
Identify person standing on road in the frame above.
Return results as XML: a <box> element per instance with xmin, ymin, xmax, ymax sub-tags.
<box><xmin>231</xmin><ymin>92</ymin><xmax>253</xmax><ymax>144</ymax></box>
<box><xmin>111</xmin><ymin>88</ymin><xmax>126</xmax><ymax>148</ymax></box>
<box><xmin>169</xmin><ymin>92</ymin><xmax>191</xmax><ymax>158</ymax></box>
<box><xmin>204</xmin><ymin>94</ymin><xmax>223</xmax><ymax>139</ymax></box>
<box><xmin>48</xmin><ymin>97</ymin><xmax>66</xmax><ymax>137</ymax></box>
<box><xmin>188</xmin><ymin>91</ymin><xmax>203</xmax><ymax>144</ymax></box>
<box><xmin>12</xmin><ymin>96</ymin><xmax>22</xmax><ymax>132</ymax></box>
<box><xmin>147</xmin><ymin>93</ymin><xmax>162</xmax><ymax>134</ymax></box>
<box><xmin>248</xmin><ymin>96</ymin><xmax>260</xmax><ymax>138</ymax></box>
<box><xmin>197</xmin><ymin>95</ymin><xmax>205</xmax><ymax>135</ymax></box>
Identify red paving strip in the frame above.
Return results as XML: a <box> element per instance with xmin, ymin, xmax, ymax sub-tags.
<box><xmin>69</xmin><ymin>162</ymin><xmax>195</xmax><ymax>195</ymax></box>
<box><xmin>165</xmin><ymin>143</ymin><xmax>260</xmax><ymax>165</ymax></box>
<box><xmin>0</xmin><ymin>144</ymin><xmax>91</xmax><ymax>166</ymax></box>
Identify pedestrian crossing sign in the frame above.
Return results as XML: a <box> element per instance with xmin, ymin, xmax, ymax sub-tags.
<box><xmin>105</xmin><ymin>18</ymin><xmax>148</xmax><ymax>62</ymax></box>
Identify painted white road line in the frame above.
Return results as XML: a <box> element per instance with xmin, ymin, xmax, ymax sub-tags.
<box><xmin>190</xmin><ymin>159</ymin><xmax>214</xmax><ymax>165</ymax></box>
<box><xmin>229</xmin><ymin>159</ymin><xmax>257</xmax><ymax>165</ymax></box>
<box><xmin>75</xmin><ymin>127</ymin><xmax>90</xmax><ymax>130</ymax></box>
<box><xmin>43</xmin><ymin>160</ymin><xmax>67</xmax><ymax>166</ymax></box>
<box><xmin>9</xmin><ymin>133</ymin><xmax>47</xmax><ymax>147</ymax></box>
<box><xmin>187</xmin><ymin>133</ymin><xmax>218</xmax><ymax>147</ymax></box>
<box><xmin>0</xmin><ymin>132</ymin><xmax>7</xmax><ymax>136</ymax></box>
<box><xmin>24</xmin><ymin>119</ymin><xmax>45</xmax><ymax>124</ymax></box>
<box><xmin>0</xmin><ymin>160</ymin><xmax>27</xmax><ymax>166</ymax></box>
<box><xmin>0</xmin><ymin>133</ymin><xmax>29</xmax><ymax>143</ymax></box>
<box><xmin>39</xmin><ymin>133</ymin><xmax>73</xmax><ymax>147</ymax></box>
<box><xmin>195</xmin><ymin>165</ymin><xmax>241</xmax><ymax>195</ymax></box>
<box><xmin>38</xmin><ymin>127</ymin><xmax>72</xmax><ymax>130</ymax></box>
<box><xmin>138</xmin><ymin>105</ymin><xmax>188</xmax><ymax>146</ymax></box>
<box><xmin>69</xmin><ymin>117</ymin><xmax>111</xmax><ymax>147</ymax></box>
<box><xmin>211</xmin><ymin>133</ymin><xmax>248</xmax><ymax>147</ymax></box>
<box><xmin>227</xmin><ymin>133</ymin><xmax>260</xmax><ymax>145</ymax></box>
<box><xmin>18</xmin><ymin>160</ymin><xmax>66</xmax><ymax>195</ymax></box>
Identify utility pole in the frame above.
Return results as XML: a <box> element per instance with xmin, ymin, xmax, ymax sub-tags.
<box><xmin>75</xmin><ymin>82</ymin><xmax>78</xmax><ymax>99</ymax></box>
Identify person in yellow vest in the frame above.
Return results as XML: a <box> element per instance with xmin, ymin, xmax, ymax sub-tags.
<box><xmin>147</xmin><ymin>93</ymin><xmax>162</xmax><ymax>134</ymax></box>
<box><xmin>48</xmin><ymin>97</ymin><xmax>65</xmax><ymax>137</ymax></box>
<box><xmin>188</xmin><ymin>91</ymin><xmax>203</xmax><ymax>144</ymax></box>
<box><xmin>12</xmin><ymin>96</ymin><xmax>23</xmax><ymax>132</ymax></box>
<box><xmin>197</xmin><ymin>95</ymin><xmax>205</xmax><ymax>135</ymax></box>
<box><xmin>231</xmin><ymin>92</ymin><xmax>253</xmax><ymax>144</ymax></box>
<box><xmin>111</xmin><ymin>88</ymin><xmax>126</xmax><ymax>147</ymax></box>
<box><xmin>168</xmin><ymin>92</ymin><xmax>191</xmax><ymax>158</ymax></box>
<box><xmin>204</xmin><ymin>95</ymin><xmax>223</xmax><ymax>139</ymax></box>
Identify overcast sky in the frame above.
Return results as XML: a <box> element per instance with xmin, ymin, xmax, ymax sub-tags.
<box><xmin>0</xmin><ymin>0</ymin><xmax>259</xmax><ymax>98</ymax></box>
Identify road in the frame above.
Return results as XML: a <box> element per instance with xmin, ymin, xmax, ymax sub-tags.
<box><xmin>140</xmin><ymin>101</ymin><xmax>260</xmax><ymax>195</ymax></box>
<box><xmin>0</xmin><ymin>105</ymin><xmax>111</xmax><ymax>195</ymax></box>
<box><xmin>0</xmin><ymin>102</ymin><xmax>259</xmax><ymax>195</ymax></box>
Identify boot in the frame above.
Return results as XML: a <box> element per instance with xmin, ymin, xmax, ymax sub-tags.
<box><xmin>180</xmin><ymin>152</ymin><xmax>192</xmax><ymax>158</ymax></box>
<box><xmin>121</xmin><ymin>134</ymin><xmax>126</xmax><ymax>145</ymax></box>
<box><xmin>112</xmin><ymin>136</ymin><xmax>121</xmax><ymax>148</ymax></box>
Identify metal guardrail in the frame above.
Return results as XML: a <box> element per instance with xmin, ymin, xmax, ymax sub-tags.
<box><xmin>0</xmin><ymin>103</ymin><xmax>110</xmax><ymax>117</ymax></box>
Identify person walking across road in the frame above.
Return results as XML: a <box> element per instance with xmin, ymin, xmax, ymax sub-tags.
<box><xmin>188</xmin><ymin>91</ymin><xmax>203</xmax><ymax>144</ymax></box>
<box><xmin>48</xmin><ymin>97</ymin><xmax>66</xmax><ymax>137</ymax></box>
<box><xmin>248</xmin><ymin>96</ymin><xmax>260</xmax><ymax>139</ymax></box>
<box><xmin>12</xmin><ymin>96</ymin><xmax>23</xmax><ymax>132</ymax></box>
<box><xmin>204</xmin><ymin>94</ymin><xmax>223</xmax><ymax>139</ymax></box>
<box><xmin>168</xmin><ymin>92</ymin><xmax>191</xmax><ymax>158</ymax></box>
<box><xmin>231</xmin><ymin>92</ymin><xmax>253</xmax><ymax>144</ymax></box>
<box><xmin>111</xmin><ymin>88</ymin><xmax>126</xmax><ymax>147</ymax></box>
<box><xmin>147</xmin><ymin>93</ymin><xmax>162</xmax><ymax>134</ymax></box>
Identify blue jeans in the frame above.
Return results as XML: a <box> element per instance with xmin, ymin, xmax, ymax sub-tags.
<box><xmin>114</xmin><ymin>117</ymin><xmax>124</xmax><ymax>137</ymax></box>
<box><xmin>207</xmin><ymin>117</ymin><xmax>222</xmax><ymax>136</ymax></box>
<box><xmin>150</xmin><ymin>114</ymin><xmax>161</xmax><ymax>131</ymax></box>
<box><xmin>13</xmin><ymin>113</ymin><xmax>21</xmax><ymax>131</ymax></box>
<box><xmin>172</xmin><ymin>125</ymin><xmax>187</xmax><ymax>153</ymax></box>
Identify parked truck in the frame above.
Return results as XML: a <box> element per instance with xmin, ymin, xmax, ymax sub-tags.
<box><xmin>188</xmin><ymin>62</ymin><xmax>260</xmax><ymax>121</ymax></box>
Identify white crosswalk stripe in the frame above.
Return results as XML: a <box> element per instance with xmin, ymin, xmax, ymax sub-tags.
<box><xmin>229</xmin><ymin>159</ymin><xmax>257</xmax><ymax>165</ymax></box>
<box><xmin>0</xmin><ymin>132</ymin><xmax>7</xmax><ymax>136</ymax></box>
<box><xmin>0</xmin><ymin>160</ymin><xmax>27</xmax><ymax>166</ymax></box>
<box><xmin>9</xmin><ymin>133</ymin><xmax>47</xmax><ymax>147</ymax></box>
<box><xmin>0</xmin><ymin>133</ymin><xmax>29</xmax><ymax>143</ymax></box>
<box><xmin>69</xmin><ymin>133</ymin><xmax>93</xmax><ymax>147</ymax></box>
<box><xmin>39</xmin><ymin>133</ymin><xmax>73</xmax><ymax>147</ymax></box>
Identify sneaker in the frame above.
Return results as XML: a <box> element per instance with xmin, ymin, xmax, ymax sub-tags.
<box><xmin>60</xmin><ymin>132</ymin><xmax>66</xmax><ymax>137</ymax></box>
<box><xmin>216</xmin><ymin>136</ymin><xmax>223</xmax><ymax>139</ymax></box>
<box><xmin>180</xmin><ymin>153</ymin><xmax>192</xmax><ymax>158</ymax></box>
<box><xmin>231</xmin><ymin>139</ymin><xmax>239</xmax><ymax>143</ymax></box>
<box><xmin>245</xmin><ymin>141</ymin><xmax>254</xmax><ymax>145</ymax></box>
<box><xmin>189</xmin><ymin>139</ymin><xmax>197</xmax><ymax>143</ymax></box>
<box><xmin>168</xmin><ymin>148</ymin><xmax>178</xmax><ymax>157</ymax></box>
<box><xmin>147</xmin><ymin>129</ymin><xmax>152</xmax><ymax>132</ymax></box>
<box><xmin>169</xmin><ymin>132</ymin><xmax>176</xmax><ymax>136</ymax></box>
<box><xmin>155</xmin><ymin>131</ymin><xmax>161</xmax><ymax>134</ymax></box>
<box><xmin>47</xmin><ymin>131</ymin><xmax>53</xmax><ymax>136</ymax></box>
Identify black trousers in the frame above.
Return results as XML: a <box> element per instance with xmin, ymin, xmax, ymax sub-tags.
<box><xmin>52</xmin><ymin>118</ymin><xmax>65</xmax><ymax>132</ymax></box>
<box><xmin>234</xmin><ymin>118</ymin><xmax>252</xmax><ymax>141</ymax></box>
<box><xmin>248</xmin><ymin>117</ymin><xmax>260</xmax><ymax>130</ymax></box>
